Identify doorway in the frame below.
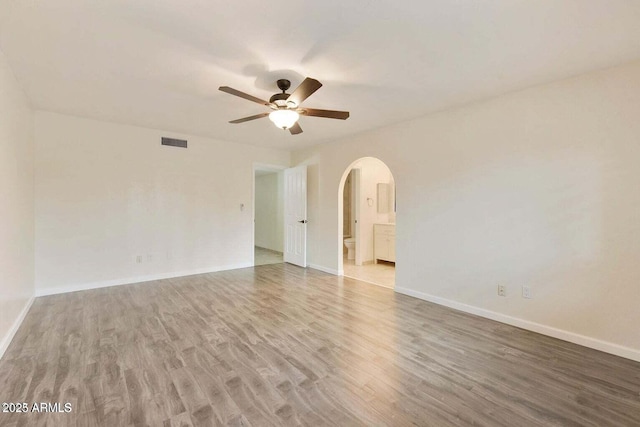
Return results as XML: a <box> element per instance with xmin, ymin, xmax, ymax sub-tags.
<box><xmin>253</xmin><ymin>165</ymin><xmax>285</xmax><ymax>266</ymax></box>
<box><xmin>338</xmin><ymin>158</ymin><xmax>396</xmax><ymax>288</ymax></box>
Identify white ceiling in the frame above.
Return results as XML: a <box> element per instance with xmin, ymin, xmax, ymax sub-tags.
<box><xmin>2</xmin><ymin>1</ymin><xmax>640</xmax><ymax>150</ymax></box>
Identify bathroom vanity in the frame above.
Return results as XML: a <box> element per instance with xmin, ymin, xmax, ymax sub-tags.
<box><xmin>374</xmin><ymin>223</ymin><xmax>396</xmax><ymax>263</ymax></box>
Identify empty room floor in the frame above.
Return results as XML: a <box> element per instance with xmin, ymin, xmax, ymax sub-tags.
<box><xmin>1</xmin><ymin>264</ymin><xmax>639</xmax><ymax>426</ymax></box>
<box><xmin>254</xmin><ymin>246</ymin><xmax>283</xmax><ymax>266</ymax></box>
<box><xmin>343</xmin><ymin>256</ymin><xmax>395</xmax><ymax>288</ymax></box>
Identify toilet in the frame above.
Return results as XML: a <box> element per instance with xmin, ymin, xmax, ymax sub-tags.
<box><xmin>344</xmin><ymin>237</ymin><xmax>356</xmax><ymax>260</ymax></box>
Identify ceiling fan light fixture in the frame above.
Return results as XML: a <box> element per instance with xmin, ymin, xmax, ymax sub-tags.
<box><xmin>269</xmin><ymin>109</ymin><xmax>299</xmax><ymax>130</ymax></box>
<box><xmin>220</xmin><ymin>77</ymin><xmax>349</xmax><ymax>136</ymax></box>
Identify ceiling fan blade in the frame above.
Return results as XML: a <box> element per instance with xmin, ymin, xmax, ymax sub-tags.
<box><xmin>229</xmin><ymin>112</ymin><xmax>270</xmax><ymax>124</ymax></box>
<box><xmin>289</xmin><ymin>122</ymin><xmax>303</xmax><ymax>135</ymax></box>
<box><xmin>300</xmin><ymin>108</ymin><xmax>349</xmax><ymax>120</ymax></box>
<box><xmin>287</xmin><ymin>78</ymin><xmax>322</xmax><ymax>107</ymax></box>
<box><xmin>219</xmin><ymin>86</ymin><xmax>271</xmax><ymax>106</ymax></box>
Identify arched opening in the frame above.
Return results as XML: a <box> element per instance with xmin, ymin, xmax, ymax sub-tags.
<box><xmin>338</xmin><ymin>157</ymin><xmax>396</xmax><ymax>288</ymax></box>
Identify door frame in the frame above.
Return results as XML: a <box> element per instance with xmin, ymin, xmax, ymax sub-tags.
<box><xmin>337</xmin><ymin>157</ymin><xmax>396</xmax><ymax>279</ymax></box>
<box><xmin>353</xmin><ymin>168</ymin><xmax>363</xmax><ymax>266</ymax></box>
<box><xmin>252</xmin><ymin>162</ymin><xmax>286</xmax><ymax>266</ymax></box>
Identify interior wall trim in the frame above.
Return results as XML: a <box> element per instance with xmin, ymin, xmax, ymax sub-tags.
<box><xmin>395</xmin><ymin>286</ymin><xmax>640</xmax><ymax>363</ymax></box>
<box><xmin>35</xmin><ymin>262</ymin><xmax>253</xmax><ymax>297</ymax></box>
<box><xmin>0</xmin><ymin>295</ymin><xmax>35</xmax><ymax>360</ymax></box>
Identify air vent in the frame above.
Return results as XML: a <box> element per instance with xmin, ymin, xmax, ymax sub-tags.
<box><xmin>161</xmin><ymin>137</ymin><xmax>187</xmax><ymax>148</ymax></box>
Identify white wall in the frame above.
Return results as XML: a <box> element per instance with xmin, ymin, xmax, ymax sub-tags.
<box><xmin>0</xmin><ymin>48</ymin><xmax>34</xmax><ymax>357</ymax></box>
<box><xmin>346</xmin><ymin>158</ymin><xmax>394</xmax><ymax>263</ymax></box>
<box><xmin>34</xmin><ymin>112</ymin><xmax>290</xmax><ymax>295</ymax></box>
<box><xmin>293</xmin><ymin>60</ymin><xmax>640</xmax><ymax>361</ymax></box>
<box><xmin>254</xmin><ymin>172</ymin><xmax>284</xmax><ymax>252</ymax></box>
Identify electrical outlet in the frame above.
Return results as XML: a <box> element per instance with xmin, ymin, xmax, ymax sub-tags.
<box><xmin>497</xmin><ymin>285</ymin><xmax>506</xmax><ymax>297</ymax></box>
<box><xmin>522</xmin><ymin>285</ymin><xmax>532</xmax><ymax>299</ymax></box>
<box><xmin>136</xmin><ymin>255</ymin><xmax>142</xmax><ymax>264</ymax></box>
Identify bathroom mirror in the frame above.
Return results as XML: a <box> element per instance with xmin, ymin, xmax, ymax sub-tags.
<box><xmin>377</xmin><ymin>183</ymin><xmax>390</xmax><ymax>213</ymax></box>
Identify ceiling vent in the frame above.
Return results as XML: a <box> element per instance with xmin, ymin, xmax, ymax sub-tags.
<box><xmin>161</xmin><ymin>137</ymin><xmax>187</xmax><ymax>148</ymax></box>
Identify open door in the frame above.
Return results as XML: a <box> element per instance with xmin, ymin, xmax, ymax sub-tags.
<box><xmin>284</xmin><ymin>165</ymin><xmax>307</xmax><ymax>267</ymax></box>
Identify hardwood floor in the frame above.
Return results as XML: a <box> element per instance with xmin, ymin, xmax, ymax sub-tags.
<box><xmin>1</xmin><ymin>263</ymin><xmax>639</xmax><ymax>426</ymax></box>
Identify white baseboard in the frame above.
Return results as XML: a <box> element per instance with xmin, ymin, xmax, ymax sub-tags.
<box><xmin>35</xmin><ymin>262</ymin><xmax>254</xmax><ymax>297</ymax></box>
<box><xmin>395</xmin><ymin>286</ymin><xmax>640</xmax><ymax>363</ymax></box>
<box><xmin>0</xmin><ymin>295</ymin><xmax>35</xmax><ymax>359</ymax></box>
<box><xmin>308</xmin><ymin>264</ymin><xmax>340</xmax><ymax>276</ymax></box>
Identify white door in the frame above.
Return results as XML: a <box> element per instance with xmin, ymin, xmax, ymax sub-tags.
<box><xmin>284</xmin><ymin>165</ymin><xmax>307</xmax><ymax>267</ymax></box>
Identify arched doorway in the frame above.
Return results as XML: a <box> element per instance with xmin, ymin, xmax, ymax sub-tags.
<box><xmin>337</xmin><ymin>157</ymin><xmax>396</xmax><ymax>288</ymax></box>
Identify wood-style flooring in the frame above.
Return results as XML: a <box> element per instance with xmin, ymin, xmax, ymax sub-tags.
<box><xmin>1</xmin><ymin>263</ymin><xmax>639</xmax><ymax>426</ymax></box>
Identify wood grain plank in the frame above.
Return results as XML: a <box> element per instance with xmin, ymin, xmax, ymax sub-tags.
<box><xmin>0</xmin><ymin>263</ymin><xmax>638</xmax><ymax>426</ymax></box>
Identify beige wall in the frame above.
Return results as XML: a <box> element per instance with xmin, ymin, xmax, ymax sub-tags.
<box><xmin>34</xmin><ymin>112</ymin><xmax>290</xmax><ymax>295</ymax></box>
<box><xmin>0</xmin><ymin>48</ymin><xmax>34</xmax><ymax>357</ymax></box>
<box><xmin>255</xmin><ymin>172</ymin><xmax>284</xmax><ymax>252</ymax></box>
<box><xmin>293</xmin><ymin>60</ymin><xmax>640</xmax><ymax>361</ymax></box>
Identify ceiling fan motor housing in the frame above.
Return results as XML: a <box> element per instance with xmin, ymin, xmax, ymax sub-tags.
<box><xmin>269</xmin><ymin>92</ymin><xmax>289</xmax><ymax>106</ymax></box>
<box><xmin>276</xmin><ymin>79</ymin><xmax>291</xmax><ymax>92</ymax></box>
<box><xmin>271</xmin><ymin>79</ymin><xmax>292</xmax><ymax>107</ymax></box>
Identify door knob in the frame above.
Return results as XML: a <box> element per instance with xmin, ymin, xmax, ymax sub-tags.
<box><xmin>298</xmin><ymin>220</ymin><xmax>308</xmax><ymax>224</ymax></box>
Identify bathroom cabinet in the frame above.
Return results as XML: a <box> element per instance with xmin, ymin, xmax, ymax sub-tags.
<box><xmin>374</xmin><ymin>223</ymin><xmax>396</xmax><ymax>263</ymax></box>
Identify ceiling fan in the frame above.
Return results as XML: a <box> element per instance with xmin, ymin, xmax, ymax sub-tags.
<box><xmin>218</xmin><ymin>77</ymin><xmax>349</xmax><ymax>135</ymax></box>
